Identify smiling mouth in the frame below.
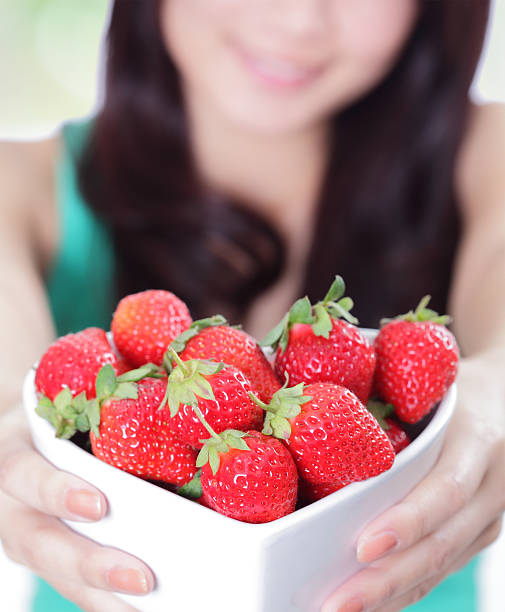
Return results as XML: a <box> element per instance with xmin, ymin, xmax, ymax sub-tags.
<box><xmin>232</xmin><ymin>42</ymin><xmax>327</xmax><ymax>90</ymax></box>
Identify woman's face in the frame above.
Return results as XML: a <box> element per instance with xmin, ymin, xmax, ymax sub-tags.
<box><xmin>160</xmin><ymin>0</ymin><xmax>418</xmax><ymax>133</ymax></box>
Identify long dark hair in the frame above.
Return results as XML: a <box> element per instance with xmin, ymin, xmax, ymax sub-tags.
<box><xmin>79</xmin><ymin>0</ymin><xmax>489</xmax><ymax>327</ymax></box>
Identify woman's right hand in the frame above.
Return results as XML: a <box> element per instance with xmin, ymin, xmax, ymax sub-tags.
<box><xmin>0</xmin><ymin>406</ymin><xmax>155</xmax><ymax>612</ymax></box>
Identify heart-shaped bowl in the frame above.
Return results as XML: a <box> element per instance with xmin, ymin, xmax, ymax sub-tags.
<box><xmin>23</xmin><ymin>329</ymin><xmax>456</xmax><ymax>612</ymax></box>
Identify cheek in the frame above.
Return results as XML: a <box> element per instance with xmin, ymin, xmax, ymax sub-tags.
<box><xmin>335</xmin><ymin>0</ymin><xmax>418</xmax><ymax>66</ymax></box>
<box><xmin>160</xmin><ymin>0</ymin><xmax>235</xmax><ymax>71</ymax></box>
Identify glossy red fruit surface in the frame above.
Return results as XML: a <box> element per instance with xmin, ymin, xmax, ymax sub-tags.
<box><xmin>167</xmin><ymin>365</ymin><xmax>264</xmax><ymax>449</ymax></box>
<box><xmin>298</xmin><ymin>479</ymin><xmax>345</xmax><ymax>504</ymax></box>
<box><xmin>385</xmin><ymin>418</ymin><xmax>411</xmax><ymax>453</ymax></box>
<box><xmin>35</xmin><ymin>328</ymin><xmax>118</xmax><ymax>401</ymax></box>
<box><xmin>374</xmin><ymin>320</ymin><xmax>459</xmax><ymax>423</ymax></box>
<box><xmin>274</xmin><ymin>320</ymin><xmax>375</xmax><ymax>403</ymax></box>
<box><xmin>179</xmin><ymin>325</ymin><xmax>281</xmax><ymax>403</ymax></box>
<box><xmin>286</xmin><ymin>383</ymin><xmax>395</xmax><ymax>485</ymax></box>
<box><xmin>90</xmin><ymin>378</ymin><xmax>197</xmax><ymax>486</ymax></box>
<box><xmin>111</xmin><ymin>290</ymin><xmax>192</xmax><ymax>367</ymax></box>
<box><xmin>201</xmin><ymin>431</ymin><xmax>298</xmax><ymax>523</ymax></box>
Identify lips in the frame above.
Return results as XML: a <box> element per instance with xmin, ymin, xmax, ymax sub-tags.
<box><xmin>231</xmin><ymin>42</ymin><xmax>327</xmax><ymax>90</ymax></box>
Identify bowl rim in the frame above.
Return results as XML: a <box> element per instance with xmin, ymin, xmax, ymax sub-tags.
<box><xmin>24</xmin><ymin>326</ymin><xmax>457</xmax><ymax>538</ymax></box>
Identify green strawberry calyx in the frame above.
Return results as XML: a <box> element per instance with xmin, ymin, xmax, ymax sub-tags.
<box><xmin>196</xmin><ymin>429</ymin><xmax>250</xmax><ymax>476</ymax></box>
<box><xmin>36</xmin><ymin>362</ymin><xmax>161</xmax><ymax>439</ymax></box>
<box><xmin>159</xmin><ymin>350</ymin><xmax>225</xmax><ymax>415</ymax></box>
<box><xmin>380</xmin><ymin>295</ymin><xmax>452</xmax><ymax>327</ymax></box>
<box><xmin>162</xmin><ymin>314</ymin><xmax>229</xmax><ymax>372</ymax></box>
<box><xmin>250</xmin><ymin>381</ymin><xmax>312</xmax><ymax>440</ymax></box>
<box><xmin>177</xmin><ymin>469</ymin><xmax>203</xmax><ymax>500</ymax></box>
<box><xmin>367</xmin><ymin>399</ymin><xmax>395</xmax><ymax>431</ymax></box>
<box><xmin>260</xmin><ymin>275</ymin><xmax>358</xmax><ymax>353</ymax></box>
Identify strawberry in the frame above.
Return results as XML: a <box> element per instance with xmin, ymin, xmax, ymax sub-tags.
<box><xmin>35</xmin><ymin>327</ymin><xmax>119</xmax><ymax>402</ymax></box>
<box><xmin>161</xmin><ymin>355</ymin><xmax>264</xmax><ymax>448</ymax></box>
<box><xmin>199</xmin><ymin>430</ymin><xmax>298</xmax><ymax>523</ymax></box>
<box><xmin>262</xmin><ymin>276</ymin><xmax>375</xmax><ymax>403</ymax></box>
<box><xmin>374</xmin><ymin>296</ymin><xmax>459</xmax><ymax>423</ymax></box>
<box><xmin>367</xmin><ymin>400</ymin><xmax>411</xmax><ymax>453</ymax></box>
<box><xmin>111</xmin><ymin>289</ymin><xmax>192</xmax><ymax>367</ymax></box>
<box><xmin>298</xmin><ymin>479</ymin><xmax>345</xmax><ymax>504</ymax></box>
<box><xmin>168</xmin><ymin>315</ymin><xmax>281</xmax><ymax>403</ymax></box>
<box><xmin>253</xmin><ymin>382</ymin><xmax>395</xmax><ymax>485</ymax></box>
<box><xmin>37</xmin><ymin>363</ymin><xmax>197</xmax><ymax>485</ymax></box>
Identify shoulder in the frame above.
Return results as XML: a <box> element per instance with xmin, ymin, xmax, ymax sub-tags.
<box><xmin>0</xmin><ymin>136</ymin><xmax>60</xmax><ymax>266</ymax></box>
<box><xmin>455</xmin><ymin>102</ymin><xmax>505</xmax><ymax>224</ymax></box>
<box><xmin>0</xmin><ymin>137</ymin><xmax>59</xmax><ymax>208</ymax></box>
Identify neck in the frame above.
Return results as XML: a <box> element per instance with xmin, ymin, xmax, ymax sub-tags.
<box><xmin>184</xmin><ymin>89</ymin><xmax>330</xmax><ymax>238</ymax></box>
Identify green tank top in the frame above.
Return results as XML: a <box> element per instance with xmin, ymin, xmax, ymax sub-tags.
<box><xmin>34</xmin><ymin>119</ymin><xmax>479</xmax><ymax>612</ymax></box>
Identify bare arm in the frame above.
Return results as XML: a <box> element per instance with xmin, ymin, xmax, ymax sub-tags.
<box><xmin>450</xmin><ymin>103</ymin><xmax>505</xmax><ymax>362</ymax></box>
<box><xmin>0</xmin><ymin>139</ymin><xmax>57</xmax><ymax>411</ymax></box>
<box><xmin>323</xmin><ymin>103</ymin><xmax>505</xmax><ymax>612</ymax></box>
<box><xmin>0</xmin><ymin>139</ymin><xmax>154</xmax><ymax>611</ymax></box>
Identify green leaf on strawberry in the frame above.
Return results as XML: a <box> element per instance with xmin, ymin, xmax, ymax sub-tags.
<box><xmin>367</xmin><ymin>400</ymin><xmax>395</xmax><ymax>430</ymax></box>
<box><xmin>196</xmin><ymin>429</ymin><xmax>250</xmax><ymax>475</ymax></box>
<box><xmin>260</xmin><ymin>275</ymin><xmax>358</xmax><ymax>353</ymax></box>
<box><xmin>380</xmin><ymin>295</ymin><xmax>451</xmax><ymax>327</ymax></box>
<box><xmin>36</xmin><ymin>362</ymin><xmax>162</xmax><ymax>439</ymax></box>
<box><xmin>177</xmin><ymin>469</ymin><xmax>203</xmax><ymax>500</ymax></box>
<box><xmin>250</xmin><ymin>382</ymin><xmax>312</xmax><ymax>440</ymax></box>
<box><xmin>160</xmin><ymin>351</ymin><xmax>225</xmax><ymax>416</ymax></box>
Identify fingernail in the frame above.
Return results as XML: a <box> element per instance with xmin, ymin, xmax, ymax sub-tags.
<box><xmin>106</xmin><ymin>566</ymin><xmax>152</xmax><ymax>594</ymax></box>
<box><xmin>357</xmin><ymin>530</ymin><xmax>399</xmax><ymax>563</ymax></box>
<box><xmin>65</xmin><ymin>489</ymin><xmax>104</xmax><ymax>521</ymax></box>
<box><xmin>336</xmin><ymin>598</ymin><xmax>364</xmax><ymax>612</ymax></box>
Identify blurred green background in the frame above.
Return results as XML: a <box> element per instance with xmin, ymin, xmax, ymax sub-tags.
<box><xmin>0</xmin><ymin>0</ymin><xmax>108</xmax><ymax>139</ymax></box>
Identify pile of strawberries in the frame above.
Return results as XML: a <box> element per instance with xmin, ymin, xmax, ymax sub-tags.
<box><xmin>34</xmin><ymin>276</ymin><xmax>459</xmax><ymax>524</ymax></box>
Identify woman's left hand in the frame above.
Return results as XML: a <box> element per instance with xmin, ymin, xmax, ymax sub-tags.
<box><xmin>322</xmin><ymin>354</ymin><xmax>505</xmax><ymax>612</ymax></box>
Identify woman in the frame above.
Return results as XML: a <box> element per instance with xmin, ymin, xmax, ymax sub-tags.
<box><xmin>1</xmin><ymin>1</ymin><xmax>504</xmax><ymax>611</ymax></box>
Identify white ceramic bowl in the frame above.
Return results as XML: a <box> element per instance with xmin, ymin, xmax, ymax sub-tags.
<box><xmin>23</xmin><ymin>329</ymin><xmax>456</xmax><ymax>612</ymax></box>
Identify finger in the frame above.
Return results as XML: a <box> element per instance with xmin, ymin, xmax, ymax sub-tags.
<box><xmin>321</xmin><ymin>475</ymin><xmax>503</xmax><ymax>612</ymax></box>
<box><xmin>356</xmin><ymin>422</ymin><xmax>489</xmax><ymax>564</ymax></box>
<box><xmin>0</xmin><ymin>500</ymin><xmax>155</xmax><ymax>596</ymax></box>
<box><xmin>39</xmin><ymin>572</ymin><xmax>143</xmax><ymax>612</ymax></box>
<box><xmin>0</xmin><ymin>438</ymin><xmax>107</xmax><ymax>522</ymax></box>
<box><xmin>373</xmin><ymin>519</ymin><xmax>503</xmax><ymax>612</ymax></box>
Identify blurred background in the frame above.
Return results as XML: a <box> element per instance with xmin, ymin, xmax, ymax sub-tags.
<box><xmin>0</xmin><ymin>0</ymin><xmax>504</xmax><ymax>140</ymax></box>
<box><xmin>0</xmin><ymin>1</ymin><xmax>504</xmax><ymax>611</ymax></box>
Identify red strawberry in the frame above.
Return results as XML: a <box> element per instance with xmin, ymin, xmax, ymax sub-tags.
<box><xmin>367</xmin><ymin>400</ymin><xmax>411</xmax><ymax>453</ymax></box>
<box><xmin>263</xmin><ymin>276</ymin><xmax>375</xmax><ymax>403</ymax></box>
<box><xmin>255</xmin><ymin>382</ymin><xmax>395</xmax><ymax>485</ymax></box>
<box><xmin>199</xmin><ymin>430</ymin><xmax>298</xmax><ymax>523</ymax></box>
<box><xmin>170</xmin><ymin>315</ymin><xmax>281</xmax><ymax>403</ymax></box>
<box><xmin>35</xmin><ymin>327</ymin><xmax>118</xmax><ymax>402</ymax></box>
<box><xmin>162</xmin><ymin>357</ymin><xmax>263</xmax><ymax>448</ymax></box>
<box><xmin>298</xmin><ymin>479</ymin><xmax>345</xmax><ymax>504</ymax></box>
<box><xmin>37</xmin><ymin>364</ymin><xmax>196</xmax><ymax>485</ymax></box>
<box><xmin>111</xmin><ymin>290</ymin><xmax>192</xmax><ymax>367</ymax></box>
<box><xmin>374</xmin><ymin>296</ymin><xmax>459</xmax><ymax>423</ymax></box>
<box><xmin>90</xmin><ymin>376</ymin><xmax>197</xmax><ymax>486</ymax></box>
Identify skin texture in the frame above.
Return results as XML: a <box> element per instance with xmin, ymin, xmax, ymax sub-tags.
<box><xmin>0</xmin><ymin>3</ymin><xmax>504</xmax><ymax>611</ymax></box>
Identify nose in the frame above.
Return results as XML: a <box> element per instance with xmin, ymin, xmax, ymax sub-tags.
<box><xmin>265</xmin><ymin>0</ymin><xmax>329</xmax><ymax>39</ymax></box>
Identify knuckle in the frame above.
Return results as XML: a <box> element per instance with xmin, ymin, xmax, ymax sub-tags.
<box><xmin>0</xmin><ymin>447</ymin><xmax>24</xmax><ymax>492</ymax></box>
<box><xmin>429</xmin><ymin>533</ymin><xmax>454</xmax><ymax>576</ymax></box>
<box><xmin>407</xmin><ymin>579</ymin><xmax>436</xmax><ymax>606</ymax></box>
<box><xmin>377</xmin><ymin>577</ymin><xmax>401</xmax><ymax>604</ymax></box>
<box><xmin>24</xmin><ymin>523</ymin><xmax>56</xmax><ymax>571</ymax></box>
<box><xmin>481</xmin><ymin>519</ymin><xmax>502</xmax><ymax>549</ymax></box>
<box><xmin>403</xmin><ymin>501</ymin><xmax>427</xmax><ymax>541</ymax></box>
<box><xmin>440</xmin><ymin>472</ymin><xmax>469</xmax><ymax>511</ymax></box>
